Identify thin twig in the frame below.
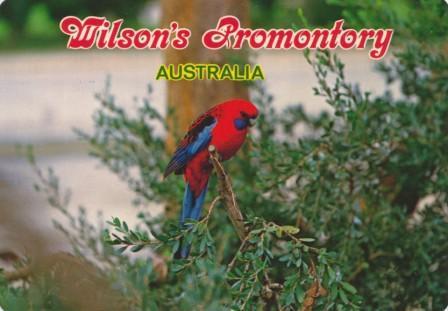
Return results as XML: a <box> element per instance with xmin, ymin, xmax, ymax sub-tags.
<box><xmin>200</xmin><ymin>196</ymin><xmax>221</xmax><ymax>224</ymax></box>
<box><xmin>348</xmin><ymin>251</ymin><xmax>395</xmax><ymax>282</ymax></box>
<box><xmin>227</xmin><ymin>234</ymin><xmax>251</xmax><ymax>272</ymax></box>
<box><xmin>262</xmin><ymin>271</ymin><xmax>283</xmax><ymax>310</ymax></box>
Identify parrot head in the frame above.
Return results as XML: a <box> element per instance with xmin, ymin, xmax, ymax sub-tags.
<box><xmin>217</xmin><ymin>99</ymin><xmax>258</xmax><ymax>130</ymax></box>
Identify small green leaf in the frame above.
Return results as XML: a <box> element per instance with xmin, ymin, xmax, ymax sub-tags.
<box><xmin>113</xmin><ymin>217</ymin><xmax>121</xmax><ymax>227</ymax></box>
<box><xmin>130</xmin><ymin>244</ymin><xmax>144</xmax><ymax>252</ymax></box>
<box><xmin>279</xmin><ymin>254</ymin><xmax>291</xmax><ymax>262</ymax></box>
<box><xmin>130</xmin><ymin>230</ymin><xmax>139</xmax><ymax>241</ymax></box>
<box><xmin>171</xmin><ymin>264</ymin><xmax>185</xmax><ymax>273</ymax></box>
<box><xmin>339</xmin><ymin>289</ymin><xmax>349</xmax><ymax>304</ymax></box>
<box><xmin>328</xmin><ymin>266</ymin><xmax>336</xmax><ymax>281</ymax></box>
<box><xmin>172</xmin><ymin>239</ymin><xmax>180</xmax><ymax>254</ymax></box>
<box><xmin>341</xmin><ymin>281</ymin><xmax>357</xmax><ymax>294</ymax></box>
<box><xmin>295</xmin><ymin>285</ymin><xmax>305</xmax><ymax>303</ymax></box>
<box><xmin>117</xmin><ymin>246</ymin><xmax>127</xmax><ymax>254</ymax></box>
<box><xmin>199</xmin><ymin>237</ymin><xmax>207</xmax><ymax>253</ymax></box>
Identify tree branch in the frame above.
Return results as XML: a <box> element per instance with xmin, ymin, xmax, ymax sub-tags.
<box><xmin>3</xmin><ymin>266</ymin><xmax>31</xmax><ymax>282</ymax></box>
<box><xmin>302</xmin><ymin>259</ymin><xmax>327</xmax><ymax>311</ymax></box>
<box><xmin>208</xmin><ymin>145</ymin><xmax>247</xmax><ymax>241</ymax></box>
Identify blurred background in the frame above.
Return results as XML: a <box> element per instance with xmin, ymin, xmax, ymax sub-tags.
<box><xmin>0</xmin><ymin>0</ymin><xmax>391</xmax><ymax>256</ymax></box>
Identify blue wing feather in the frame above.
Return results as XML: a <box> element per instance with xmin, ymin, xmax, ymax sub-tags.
<box><xmin>187</xmin><ymin>122</ymin><xmax>216</xmax><ymax>155</ymax></box>
<box><xmin>164</xmin><ymin>116</ymin><xmax>217</xmax><ymax>178</ymax></box>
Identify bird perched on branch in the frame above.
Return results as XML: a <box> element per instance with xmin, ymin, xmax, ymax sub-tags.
<box><xmin>164</xmin><ymin>99</ymin><xmax>258</xmax><ymax>258</ymax></box>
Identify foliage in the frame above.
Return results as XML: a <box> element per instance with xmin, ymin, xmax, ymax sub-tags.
<box><xmin>328</xmin><ymin>0</ymin><xmax>448</xmax><ymax>43</ymax></box>
<box><xmin>251</xmin><ymin>0</ymin><xmax>342</xmax><ymax>28</ymax></box>
<box><xmin>0</xmin><ymin>0</ymin><xmax>148</xmax><ymax>30</ymax></box>
<box><xmin>0</xmin><ymin>0</ymin><xmax>149</xmax><ymax>48</ymax></box>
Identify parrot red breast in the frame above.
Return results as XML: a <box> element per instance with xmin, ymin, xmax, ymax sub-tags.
<box><xmin>164</xmin><ymin>98</ymin><xmax>259</xmax><ymax>258</ymax></box>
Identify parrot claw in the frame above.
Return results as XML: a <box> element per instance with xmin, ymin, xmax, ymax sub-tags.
<box><xmin>208</xmin><ymin>145</ymin><xmax>222</xmax><ymax>162</ymax></box>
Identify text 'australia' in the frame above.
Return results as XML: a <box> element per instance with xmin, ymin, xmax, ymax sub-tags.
<box><xmin>156</xmin><ymin>64</ymin><xmax>265</xmax><ymax>81</ymax></box>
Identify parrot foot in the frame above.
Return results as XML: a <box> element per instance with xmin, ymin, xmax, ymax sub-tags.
<box><xmin>208</xmin><ymin>145</ymin><xmax>221</xmax><ymax>161</ymax></box>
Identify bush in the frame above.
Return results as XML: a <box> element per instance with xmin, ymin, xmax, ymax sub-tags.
<box><xmin>0</xmin><ymin>0</ymin><xmax>148</xmax><ymax>48</ymax></box>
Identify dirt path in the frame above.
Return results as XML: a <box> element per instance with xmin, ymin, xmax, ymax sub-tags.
<box><xmin>0</xmin><ymin>50</ymin><xmax>390</xmax><ymax>143</ymax></box>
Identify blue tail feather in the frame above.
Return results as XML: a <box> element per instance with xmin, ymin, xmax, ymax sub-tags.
<box><xmin>189</xmin><ymin>185</ymin><xmax>208</xmax><ymax>221</ymax></box>
<box><xmin>175</xmin><ymin>184</ymin><xmax>208</xmax><ymax>259</ymax></box>
<box><xmin>180</xmin><ymin>184</ymin><xmax>194</xmax><ymax>225</ymax></box>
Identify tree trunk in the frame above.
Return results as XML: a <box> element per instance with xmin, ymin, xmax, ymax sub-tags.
<box><xmin>161</xmin><ymin>0</ymin><xmax>250</xmax><ymax>152</ymax></box>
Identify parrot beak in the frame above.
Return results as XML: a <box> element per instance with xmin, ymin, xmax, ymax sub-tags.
<box><xmin>248</xmin><ymin>117</ymin><xmax>257</xmax><ymax>127</ymax></box>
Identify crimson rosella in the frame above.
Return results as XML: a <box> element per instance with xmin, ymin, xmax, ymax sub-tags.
<box><xmin>164</xmin><ymin>99</ymin><xmax>259</xmax><ymax>258</ymax></box>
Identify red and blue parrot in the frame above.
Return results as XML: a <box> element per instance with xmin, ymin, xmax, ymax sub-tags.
<box><xmin>164</xmin><ymin>99</ymin><xmax>259</xmax><ymax>258</ymax></box>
